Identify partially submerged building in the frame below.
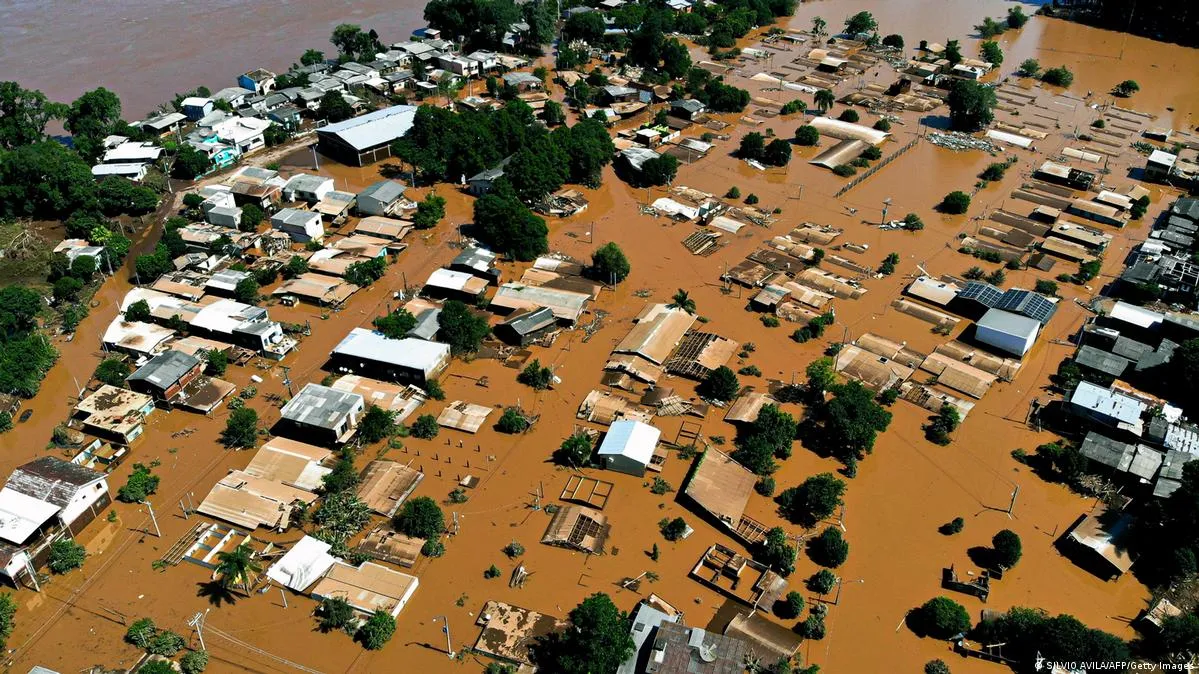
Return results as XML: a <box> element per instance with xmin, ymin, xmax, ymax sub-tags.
<box><xmin>316</xmin><ymin>105</ymin><xmax>418</xmax><ymax>166</ymax></box>
<box><xmin>73</xmin><ymin>385</ymin><xmax>157</xmax><ymax>444</ymax></box>
<box><xmin>278</xmin><ymin>383</ymin><xmax>365</xmax><ymax>444</ymax></box>
<box><xmin>309</xmin><ymin>560</ymin><xmax>420</xmax><ymax>617</ymax></box>
<box><xmin>356</xmin><ymin>460</ymin><xmax>424</xmax><ymax>517</ymax></box>
<box><xmin>541</xmin><ymin>504</ymin><xmax>610</xmax><ymax>554</ymax></box>
<box><xmin>682</xmin><ymin>448</ymin><xmax>763</xmax><ymax>544</ymax></box>
<box><xmin>596</xmin><ymin>420</ymin><xmax>661</xmax><ymax>477</ymax></box>
<box><xmin>330</xmin><ymin>327</ymin><xmax>451</xmax><ymax>386</ymax></box>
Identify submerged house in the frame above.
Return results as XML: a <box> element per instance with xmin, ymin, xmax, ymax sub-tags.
<box><xmin>596</xmin><ymin>420</ymin><xmax>661</xmax><ymax>477</ymax></box>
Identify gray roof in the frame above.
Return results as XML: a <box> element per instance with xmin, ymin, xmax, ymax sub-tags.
<box><xmin>213</xmin><ymin>86</ymin><xmax>254</xmax><ymax>102</ymax></box>
<box><xmin>359</xmin><ymin>180</ymin><xmax>407</xmax><ymax>203</ymax></box>
<box><xmin>280</xmin><ymin>383</ymin><xmax>363</xmax><ymax>430</ymax></box>
<box><xmin>332</xmin><ymin>327</ymin><xmax>450</xmax><ymax>376</ymax></box>
<box><xmin>1111</xmin><ymin>335</ymin><xmax>1154</xmax><ymax>361</ymax></box>
<box><xmin>274</xmin><ymin>208</ymin><xmax>319</xmax><ymax>227</ymax></box>
<box><xmin>502</xmin><ymin>71</ymin><xmax>542</xmax><ymax>86</ymax></box>
<box><xmin>1069</xmin><ymin>380</ymin><xmax>1146</xmax><ymax>426</ymax></box>
<box><xmin>452</xmin><ymin>245</ymin><xmax>498</xmax><ymax>274</ymax></box>
<box><xmin>671</xmin><ymin>99</ymin><xmax>705</xmax><ymax>113</ymax></box>
<box><xmin>128</xmin><ymin>349</ymin><xmax>202</xmax><ymax>390</ymax></box>
<box><xmin>409</xmin><ymin>308</ymin><xmax>443</xmax><ymax>341</ymax></box>
<box><xmin>617</xmin><ymin>603</ymin><xmax>681</xmax><ymax>674</ymax></box>
<box><xmin>1080</xmin><ymin>431</ymin><xmax>1134</xmax><ymax>471</ymax></box>
<box><xmin>602</xmin><ymin>85</ymin><xmax>637</xmax><ymax>98</ymax></box>
<box><xmin>317</xmin><ymin>105</ymin><xmax>418</xmax><ymax>151</ymax></box>
<box><xmin>1075</xmin><ymin>345</ymin><xmax>1131</xmax><ymax>378</ymax></box>
<box><xmin>1155</xmin><ymin>450</ymin><xmax>1196</xmax><ymax>498</ymax></box>
<box><xmin>1136</xmin><ymin>338</ymin><xmax>1178</xmax><ymax>372</ymax></box>
<box><xmin>286</xmin><ymin>174</ymin><xmax>333</xmax><ymax>193</ymax></box>
<box><xmin>976</xmin><ymin>308</ymin><xmax>1040</xmax><ymax>339</ymax></box>
<box><xmin>469</xmin><ymin>155</ymin><xmax>513</xmax><ymax>183</ymax></box>
<box><xmin>499</xmin><ymin>307</ymin><xmax>556</xmax><ymax>336</ymax></box>
<box><xmin>7</xmin><ymin>457</ymin><xmax>105</xmax><ymax>508</ymax></box>
<box><xmin>1172</xmin><ymin>197</ymin><xmax>1199</xmax><ymax>222</ymax></box>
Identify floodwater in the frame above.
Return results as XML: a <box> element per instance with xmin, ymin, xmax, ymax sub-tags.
<box><xmin>2</xmin><ymin>1</ymin><xmax>1198</xmax><ymax>673</ymax></box>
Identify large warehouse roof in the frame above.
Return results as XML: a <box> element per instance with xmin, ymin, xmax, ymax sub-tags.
<box><xmin>317</xmin><ymin>105</ymin><xmax>417</xmax><ymax>151</ymax></box>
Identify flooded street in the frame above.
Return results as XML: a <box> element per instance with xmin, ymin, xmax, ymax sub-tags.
<box><xmin>1</xmin><ymin>0</ymin><xmax>1197</xmax><ymax>673</ymax></box>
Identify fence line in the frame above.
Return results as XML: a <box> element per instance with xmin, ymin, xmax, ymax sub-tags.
<box><xmin>834</xmin><ymin>135</ymin><xmax>922</xmax><ymax>198</ymax></box>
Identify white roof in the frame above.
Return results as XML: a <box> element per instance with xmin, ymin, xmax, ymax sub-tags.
<box><xmin>597</xmin><ymin>420</ymin><xmax>660</xmax><ymax>466</ymax></box>
<box><xmin>191</xmin><ymin>299</ymin><xmax>263</xmax><ymax>334</ymax></box>
<box><xmin>333</xmin><ymin>327</ymin><xmax>450</xmax><ymax>377</ymax></box>
<box><xmin>266</xmin><ymin>535</ymin><xmax>337</xmax><ymax>591</ymax></box>
<box><xmin>92</xmin><ymin>163</ymin><xmax>147</xmax><ymax>177</ymax></box>
<box><xmin>104</xmin><ymin>142</ymin><xmax>163</xmax><ymax>163</ymax></box>
<box><xmin>215</xmin><ymin>117</ymin><xmax>272</xmax><ymax>144</ymax></box>
<box><xmin>1109</xmin><ymin>301</ymin><xmax>1163</xmax><ymax>329</ymax></box>
<box><xmin>317</xmin><ymin>105</ymin><xmax>417</xmax><ymax>151</ymax></box>
<box><xmin>1149</xmin><ymin>150</ymin><xmax>1177</xmax><ymax>168</ymax></box>
<box><xmin>0</xmin><ymin>487</ymin><xmax>60</xmax><ymax>545</ymax></box>
<box><xmin>102</xmin><ymin>319</ymin><xmax>175</xmax><ymax>353</ymax></box>
<box><xmin>986</xmin><ymin>129</ymin><xmax>1035</xmax><ymax>149</ymax></box>
<box><xmin>181</xmin><ymin>97</ymin><xmax>212</xmax><ymax>107</ymax></box>
<box><xmin>652</xmin><ymin>198</ymin><xmax>698</xmax><ymax>220</ymax></box>
<box><xmin>426</xmin><ymin>268</ymin><xmax>478</xmax><ymax>292</ymax></box>
<box><xmin>809</xmin><ymin>117</ymin><xmax>888</xmax><ymax>145</ymax></box>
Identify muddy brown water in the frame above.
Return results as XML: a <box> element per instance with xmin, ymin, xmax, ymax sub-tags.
<box><xmin>3</xmin><ymin>2</ymin><xmax>1198</xmax><ymax>673</ymax></box>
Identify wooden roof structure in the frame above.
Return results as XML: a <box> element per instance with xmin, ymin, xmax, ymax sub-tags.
<box><xmin>541</xmin><ymin>504</ymin><xmax>610</xmax><ymax>554</ymax></box>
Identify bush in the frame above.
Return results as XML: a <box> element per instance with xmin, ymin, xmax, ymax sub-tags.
<box><xmin>774</xmin><ymin>591</ymin><xmax>805</xmax><ymax>619</ymax></box>
<box><xmin>807</xmin><ymin>569</ymin><xmax>837</xmax><ymax>594</ymax></box>
<box><xmin>517</xmin><ymin>359</ymin><xmax>554</xmax><ymax>389</ymax></box>
<box><xmin>504</xmin><ymin>542</ymin><xmax>525</xmax><ymax>558</ymax></box>
<box><xmin>118</xmin><ymin>463</ymin><xmax>160</xmax><ymax>503</ymax></box>
<box><xmin>484</xmin><ymin>564</ymin><xmax>503</xmax><ymax>579</ymax></box>
<box><xmin>591</xmin><ymin>242</ymin><xmax>631</xmax><ymax>284</ymax></box>
<box><xmin>94</xmin><ymin>358</ymin><xmax>131</xmax><ymax>387</ymax></box>
<box><xmin>1018</xmin><ymin>58</ymin><xmax>1041</xmax><ymax>77</ymax></box>
<box><xmin>873</xmin><ymin>118</ymin><xmax>891</xmax><ymax>132</ymax></box>
<box><xmin>807</xmin><ymin>527</ymin><xmax>849</xmax><ymax>567</ymax></box>
<box><xmin>776</xmin><ymin>473</ymin><xmax>845</xmax><ymax>527</ymax></box>
<box><xmin>495</xmin><ymin>408</ymin><xmax>529</xmax><ymax>434</ymax></box>
<box><xmin>125</xmin><ymin>618</ymin><xmax>157</xmax><ymax>648</ymax></box>
<box><xmin>738</xmin><ymin>365</ymin><xmax>762</xmax><ymax>377</ymax></box>
<box><xmin>421</xmin><ymin>540</ymin><xmax>445</xmax><ymax>557</ymax></box>
<box><xmin>992</xmin><ymin>529</ymin><xmax>1022</xmax><ymax>569</ymax></box>
<box><xmin>147</xmin><ymin>630</ymin><xmax>186</xmax><ymax>657</ymax></box>
<box><xmin>448</xmin><ymin>487</ymin><xmax>469</xmax><ymax>504</ymax></box>
<box><xmin>1035</xmin><ymin>279</ymin><xmax>1058</xmax><ymax>296</ymax></box>
<box><xmin>940</xmin><ymin>191</ymin><xmax>971</xmax><ymax>214</ymax></box>
<box><xmin>47</xmin><ymin>539</ymin><xmax>86</xmax><ymax>574</ymax></box>
<box><xmin>832</xmin><ymin>164</ymin><xmax>856</xmax><ymax>177</ymax></box>
<box><xmin>659</xmin><ymin>517</ymin><xmax>688</xmax><ymax>541</ymax></box>
<box><xmin>913</xmin><ymin>597</ymin><xmax>970</xmax><ymax>639</ymax></box>
<box><xmin>838</xmin><ymin>109</ymin><xmax>860</xmax><ymax>123</ymax></box>
<box><xmin>410</xmin><ymin>414</ymin><xmax>439</xmax><ymax>439</ymax></box>
<box><xmin>745</xmin><ymin>193</ymin><xmax>759</xmax><ymax>205</ymax></box>
<box><xmin>554</xmin><ymin>432</ymin><xmax>593</xmax><ymax>468</ymax></box>
<box><xmin>861</xmin><ymin>146</ymin><xmax>882</xmax><ymax>161</ymax></box>
<box><xmin>726</xmin><ymin>187</ymin><xmax>741</xmax><ymax>199</ymax></box>
<box><xmin>794</xmin><ymin>125</ymin><xmax>820</xmax><ymax>146</ymax></box>
<box><xmin>356</xmin><ymin>610</ymin><xmax>396</xmax><ymax>650</ymax></box>
<box><xmin>1041</xmin><ymin>66</ymin><xmax>1074</xmax><ymax>87</ymax></box>
<box><xmin>698</xmin><ymin>365</ymin><xmax>740</xmax><ymax>402</ymax></box>
<box><xmin>650</xmin><ymin>477</ymin><xmax>673</xmax><ymax>495</ymax></box>
<box><xmin>760</xmin><ymin>315</ymin><xmax>778</xmax><ymax>327</ymax></box>
<box><xmin>1113</xmin><ymin>80</ymin><xmax>1140</xmax><ymax>97</ymax></box>
<box><xmin>394</xmin><ymin>496</ymin><xmax>445</xmax><ymax>539</ymax></box>
<box><xmin>424</xmin><ymin>379</ymin><xmax>445</xmax><ymax>400</ymax></box>
<box><xmin>181</xmin><ymin>651</ymin><xmax>210</xmax><ymax>674</ymax></box>
<box><xmin>902</xmin><ymin>212</ymin><xmax>924</xmax><ymax>231</ymax></box>
<box><xmin>755</xmin><ymin>476</ymin><xmax>776</xmax><ymax>496</ymax></box>
<box><xmin>925</xmin><ymin>659</ymin><xmax>951</xmax><ymax>674</ymax></box>
<box><xmin>940</xmin><ymin>517</ymin><xmax>965</xmax><ymax>535</ymax></box>
<box><xmin>221</xmin><ymin>407</ymin><xmax>258</xmax><ymax>448</ymax></box>
<box><xmin>139</xmin><ymin>662</ymin><xmax>175</xmax><ymax>674</ymax></box>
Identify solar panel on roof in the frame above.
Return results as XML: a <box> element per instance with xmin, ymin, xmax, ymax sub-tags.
<box><xmin>995</xmin><ymin>289</ymin><xmax>1056</xmax><ymax>325</ymax></box>
<box><xmin>958</xmin><ymin>282</ymin><xmax>1003</xmax><ymax>307</ymax></box>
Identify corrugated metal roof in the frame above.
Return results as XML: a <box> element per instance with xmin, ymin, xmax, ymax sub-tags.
<box><xmin>597</xmin><ymin>420</ymin><xmax>660</xmax><ymax>465</ymax></box>
<box><xmin>317</xmin><ymin>105</ymin><xmax>417</xmax><ymax>151</ymax></box>
<box><xmin>127</xmin><ymin>349</ymin><xmax>201</xmax><ymax>390</ymax></box>
<box><xmin>332</xmin><ymin>327</ymin><xmax>450</xmax><ymax>376</ymax></box>
<box><xmin>280</xmin><ymin>383</ymin><xmax>363</xmax><ymax>430</ymax></box>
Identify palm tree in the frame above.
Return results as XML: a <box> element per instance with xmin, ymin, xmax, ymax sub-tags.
<box><xmin>214</xmin><ymin>543</ymin><xmax>262</xmax><ymax>594</ymax></box>
<box><xmin>814</xmin><ymin>89</ymin><xmax>835</xmax><ymax>114</ymax></box>
<box><xmin>811</xmin><ymin>16</ymin><xmax>827</xmax><ymax>37</ymax></box>
<box><xmin>670</xmin><ymin>289</ymin><xmax>696</xmax><ymax>315</ymax></box>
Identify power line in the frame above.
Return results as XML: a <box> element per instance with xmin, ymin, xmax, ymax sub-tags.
<box><xmin>205</xmin><ymin>624</ymin><xmax>327</xmax><ymax>674</ymax></box>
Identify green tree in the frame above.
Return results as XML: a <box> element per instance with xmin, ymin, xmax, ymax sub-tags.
<box><xmin>205</xmin><ymin>350</ymin><xmax>228</xmax><ymax>376</ymax></box>
<box><xmin>755</xmin><ymin>527</ymin><xmax>797</xmax><ymax>576</ymax></box>
<box><xmin>699</xmin><ymin>365</ymin><xmax>740</xmax><ymax>402</ymax></box>
<box><xmin>981</xmin><ymin>40</ymin><xmax>1004</xmax><ymax>65</ymax></box>
<box><xmin>117</xmin><ymin>463</ymin><xmax>160</xmax><ymax>502</ymax></box>
<box><xmin>66</xmin><ymin>87</ymin><xmax>122</xmax><ymax>161</ymax></box>
<box><xmin>881</xmin><ymin>34</ymin><xmax>904</xmax><ymax>50</ymax></box>
<box><xmin>47</xmin><ymin>539</ymin><xmax>87</xmax><ymax>574</ymax></box>
<box><xmin>913</xmin><ymin>597</ymin><xmax>970</xmax><ymax>639</ymax></box>
<box><xmin>1041</xmin><ymin>66</ymin><xmax>1074</xmax><ymax>87</ymax></box>
<box><xmin>318</xmin><ymin>596</ymin><xmax>356</xmax><ymax>633</ymax></box>
<box><xmin>1113</xmin><ymin>80</ymin><xmax>1140</xmax><ymax>97</ymax></box>
<box><xmin>222</xmin><ymin>407</ymin><xmax>258</xmax><ymax>448</ymax></box>
<box><xmin>373</xmin><ymin>309</ymin><xmax>417</xmax><ymax>338</ymax></box>
<box><xmin>807</xmin><ymin>527</ymin><xmax>849</xmax><ymax>567</ymax></box>
<box><xmin>344</xmin><ymin>258</ymin><xmax>387</xmax><ymax>287</ymax></box>
<box><xmin>814</xmin><ymin>89</ymin><xmax>835</xmax><ymax>113</ymax></box>
<box><xmin>1151</xmin><ymin>613</ymin><xmax>1199</xmax><ymax>663</ymax></box>
<box><xmin>947</xmin><ymin>81</ymin><xmax>996</xmax><ymax>132</ymax></box>
<box><xmin>992</xmin><ymin>529</ymin><xmax>1022</xmax><ymax>569</ymax></box>
<box><xmin>517</xmin><ymin>359</ymin><xmax>553</xmax><ymax>390</ymax></box>
<box><xmin>0</xmin><ymin>81</ymin><xmax>65</xmax><ymax>149</ymax></box>
<box><xmin>940</xmin><ymin>190</ymin><xmax>971</xmax><ymax>214</ymax></box>
<box><xmin>173</xmin><ymin>144</ymin><xmax>210</xmax><ymax>179</ymax></box>
<box><xmin>1007</xmin><ymin>6</ymin><xmax>1029</xmax><ymax>28</ymax></box>
<box><xmin>795</xmin><ymin>125</ymin><xmax>820</xmax><ymax>146</ymax></box>
<box><xmin>776</xmin><ymin>473</ymin><xmax>846</xmax><ymax>527</ymax></box>
<box><xmin>94</xmin><ymin>358</ymin><xmax>130</xmax><ymax>387</ymax></box>
<box><xmin>739</xmin><ymin>132</ymin><xmax>766</xmax><ymax>160</ymax></box>
<box><xmin>775</xmin><ymin>591</ymin><xmax>805</xmax><ymax>619</ymax></box>
<box><xmin>639</xmin><ymin>154</ymin><xmax>678</xmax><ymax>187</ymax></box>
<box><xmin>283</xmin><ymin>254</ymin><xmax>309</xmax><ymax>279</ymax></box>
<box><xmin>535</xmin><ymin>593</ymin><xmax>636</xmax><ymax>674</ymax></box>
<box><xmin>357</xmin><ymin>610</ymin><xmax>397</xmax><ymax>650</ymax></box>
<box><xmin>1018</xmin><ymin>59</ymin><xmax>1041</xmax><ymax>77</ymax></box>
<box><xmin>125</xmin><ymin>618</ymin><xmax>157</xmax><ymax>649</ymax></box>
<box><xmin>301</xmin><ymin>49</ymin><xmax>326</xmax><ymax>66</ymax></box>
<box><xmin>394</xmin><ymin>496</ymin><xmax>445</xmax><ymax>539</ymax></box>
<box><xmin>807</xmin><ymin>569</ymin><xmax>836</xmax><ymax>594</ymax></box>
<box><xmin>923</xmin><ymin>405</ymin><xmax>961</xmax><ymax>445</ymax></box>
<box><xmin>181</xmin><ymin>650</ymin><xmax>210</xmax><ymax>674</ymax></box>
<box><xmin>322</xmin><ymin>457</ymin><xmax>359</xmax><ymax>494</ymax></box>
<box><xmin>843</xmin><ymin>11</ymin><xmax>878</xmax><ymax>35</ymax></box>
<box><xmin>763</xmin><ymin>139</ymin><xmax>792</xmax><ymax>167</ymax></box>
<box><xmin>320</xmin><ymin>90</ymin><xmax>354</xmax><ymax>123</ymax></box>
<box><xmin>474</xmin><ymin>191</ymin><xmax>549</xmax><ymax>260</ymax></box>
<box><xmin>838</xmin><ymin>109</ymin><xmax>859</xmax><ymax>123</ymax></box>
<box><xmin>660</xmin><ymin>516</ymin><xmax>688</xmax><ymax>541</ymax></box>
<box><xmin>359</xmin><ymin>405</ymin><xmax>397</xmax><ymax>443</ymax></box>
<box><xmin>669</xmin><ymin>289</ymin><xmax>696</xmax><ymax>315</ymax></box>
<box><xmin>662</xmin><ymin>39</ymin><xmax>692</xmax><ymax>79</ymax></box>
<box><xmin>437</xmin><ymin>300</ymin><xmax>490</xmax><ymax>354</ymax></box>
<box><xmin>234</xmin><ymin>277</ymin><xmax>260</xmax><ymax>304</ymax></box>
<box><xmin>0</xmin><ymin>141</ymin><xmax>98</xmax><ymax>218</ymax></box>
<box><xmin>411</xmin><ymin>413</ymin><xmax>439</xmax><ymax>439</ymax></box>
<box><xmin>810</xmin><ymin>381</ymin><xmax>892</xmax><ymax>464</ymax></box>
<box><xmin>496</xmin><ymin>407</ymin><xmax>529</xmax><ymax>433</ymax></box>
<box><xmin>944</xmin><ymin>40</ymin><xmax>963</xmax><ymax>65</ymax></box>
<box><xmin>240</xmin><ymin>203</ymin><xmax>265</xmax><ymax>232</ymax></box>
<box><xmin>975</xmin><ymin>17</ymin><xmax>1007</xmax><ymax>39</ymax></box>
<box><xmin>147</xmin><ymin>630</ymin><xmax>186</xmax><ymax>657</ymax></box>
<box><xmin>52</xmin><ymin>276</ymin><xmax>83</xmax><ymax>302</ymax></box>
<box><xmin>554</xmin><ymin>432</ymin><xmax>593</xmax><ymax>467</ymax></box>
<box><xmin>591</xmin><ymin>242</ymin><xmax>631</xmax><ymax>284</ymax></box>
<box><xmin>411</xmin><ymin>193</ymin><xmax>446</xmax><ymax>230</ymax></box>
<box><xmin>214</xmin><ymin>542</ymin><xmax>262</xmax><ymax>593</ymax></box>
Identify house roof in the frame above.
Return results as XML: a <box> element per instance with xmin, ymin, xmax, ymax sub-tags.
<box><xmin>1075</xmin><ymin>345</ymin><xmax>1131</xmax><ymax>378</ymax></box>
<box><xmin>618</xmin><ymin>603</ymin><xmax>682</xmax><ymax>674</ymax></box>
<box><xmin>425</xmin><ymin>268</ymin><xmax>488</xmax><ymax>295</ymax></box>
<box><xmin>273</xmin><ymin>208</ymin><xmax>320</xmax><ymax>227</ymax></box>
<box><xmin>317</xmin><ymin>105</ymin><xmax>418</xmax><ymax>151</ymax></box>
<box><xmin>958</xmin><ymin>281</ymin><xmax>1003</xmax><ymax>307</ymax></box>
<box><xmin>597</xmin><ymin>420</ymin><xmax>660</xmax><ymax>466</ymax></box>
<box><xmin>243</xmin><ymin>438</ymin><xmax>333</xmax><ymax>491</ymax></box>
<box><xmin>7</xmin><ymin>457</ymin><xmax>105</xmax><ymax>508</ymax></box>
<box><xmin>309</xmin><ymin>561</ymin><xmax>418</xmax><ymax>617</ymax></box>
<box><xmin>333</xmin><ymin>327</ymin><xmax>450</xmax><ymax>377</ymax></box>
<box><xmin>491</xmin><ymin>284</ymin><xmax>590</xmax><ymax>322</ymax></box>
<box><xmin>197</xmin><ymin>470</ymin><xmax>316</xmax><ymax>529</ymax></box>
<box><xmin>649</xmin><ymin>622</ymin><xmax>749</xmax><ymax>674</ymax></box>
<box><xmin>671</xmin><ymin>99</ymin><xmax>705</xmax><ymax>113</ymax></box>
<box><xmin>1070</xmin><ymin>381</ymin><xmax>1146</xmax><ymax>428</ymax></box>
<box><xmin>542</xmin><ymin>504</ymin><xmax>610</xmax><ymax>553</ymax></box>
<box><xmin>285</xmin><ymin>174</ymin><xmax>333</xmax><ymax>194</ymax></box>
<box><xmin>977</xmin><ymin>308</ymin><xmax>1040</xmax><ymax>340</ymax></box>
<box><xmin>498</xmin><ymin>307</ymin><xmax>557</xmax><ymax>336</ymax></box>
<box><xmin>995</xmin><ymin>289</ymin><xmax>1057</xmax><ymax>325</ymax></box>
<box><xmin>359</xmin><ymin>180</ymin><xmax>406</xmax><ymax>203</ymax></box>
<box><xmin>265</xmin><ymin>535</ymin><xmax>337</xmax><ymax>591</ymax></box>
<box><xmin>0</xmin><ymin>487</ymin><xmax>60</xmax><ymax>545</ymax></box>
<box><xmin>356</xmin><ymin>460</ymin><xmax>424</xmax><ymax>517</ymax></box>
<box><xmin>127</xmin><ymin>349</ymin><xmax>201</xmax><ymax>390</ymax></box>
<box><xmin>280</xmin><ymin>383</ymin><xmax>363</xmax><ymax>430</ymax></box>
<box><xmin>683</xmin><ymin>448</ymin><xmax>756</xmax><ymax>526</ymax></box>
<box><xmin>614</xmin><ymin>304</ymin><xmax>697</xmax><ymax>364</ymax></box>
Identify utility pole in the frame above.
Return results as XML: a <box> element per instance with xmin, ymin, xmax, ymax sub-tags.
<box><xmin>188</xmin><ymin>609</ymin><xmax>210</xmax><ymax>651</ymax></box>
<box><xmin>142</xmin><ymin>500</ymin><xmax>161</xmax><ymax>537</ymax></box>
<box><xmin>435</xmin><ymin>615</ymin><xmax>454</xmax><ymax>658</ymax></box>
<box><xmin>1006</xmin><ymin>485</ymin><xmax>1019</xmax><ymax>518</ymax></box>
<box><xmin>881</xmin><ymin>197</ymin><xmax>892</xmax><ymax>226</ymax></box>
<box><xmin>281</xmin><ymin>366</ymin><xmax>294</xmax><ymax>397</ymax></box>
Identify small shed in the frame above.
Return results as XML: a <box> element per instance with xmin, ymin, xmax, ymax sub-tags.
<box><xmin>596</xmin><ymin>420</ymin><xmax>661</xmax><ymax>477</ymax></box>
